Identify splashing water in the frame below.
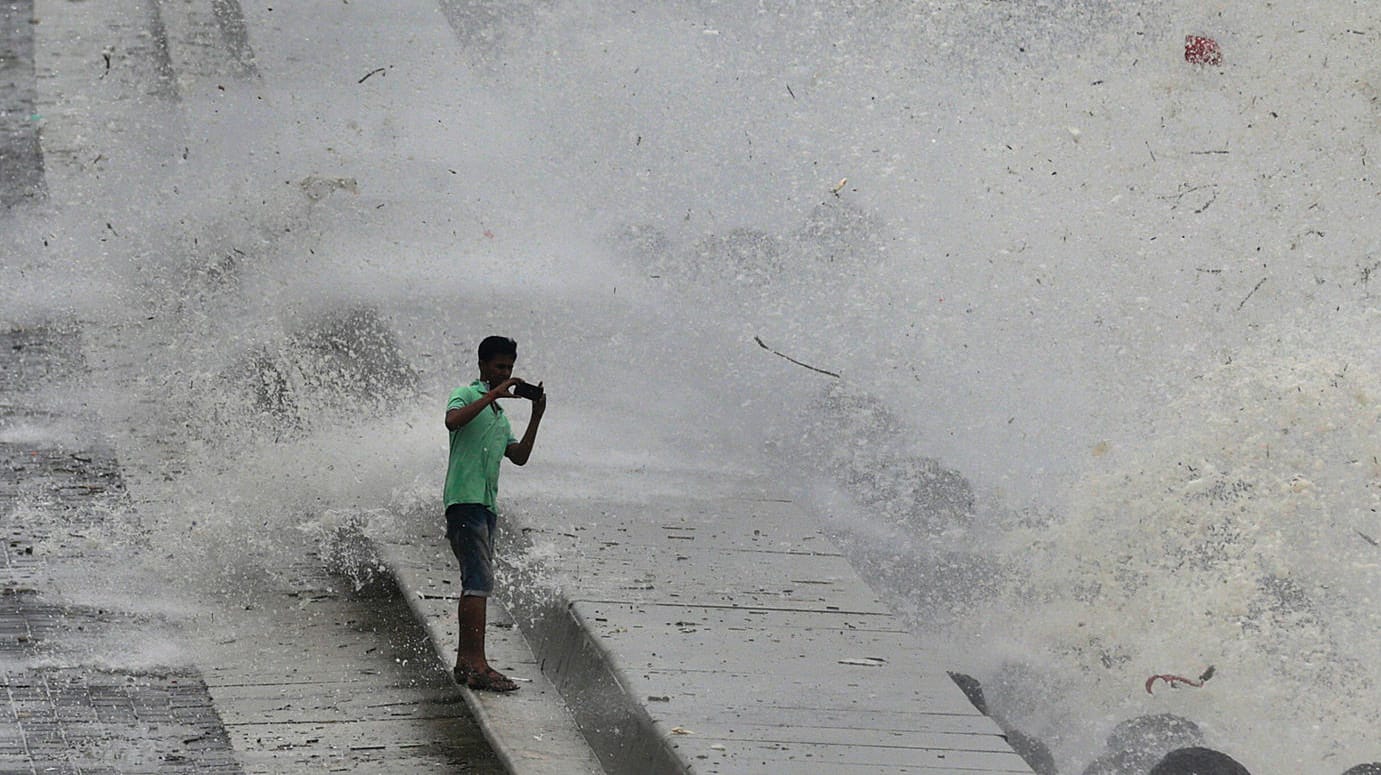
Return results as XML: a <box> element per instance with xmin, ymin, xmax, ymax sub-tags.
<box><xmin>5</xmin><ymin>1</ymin><xmax>1380</xmax><ymax>772</ymax></box>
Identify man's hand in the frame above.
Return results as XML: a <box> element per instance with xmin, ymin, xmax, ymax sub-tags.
<box><xmin>530</xmin><ymin>382</ymin><xmax>546</xmax><ymax>416</ymax></box>
<box><xmin>490</xmin><ymin>377</ymin><xmax>523</xmax><ymax>399</ymax></box>
<box><xmin>505</xmin><ymin>382</ymin><xmax>545</xmax><ymax>466</ymax></box>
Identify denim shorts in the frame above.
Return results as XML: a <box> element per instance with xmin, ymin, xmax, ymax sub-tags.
<box><xmin>445</xmin><ymin>503</ymin><xmax>497</xmax><ymax>597</ymax></box>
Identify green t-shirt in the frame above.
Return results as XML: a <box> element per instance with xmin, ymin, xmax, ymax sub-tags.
<box><xmin>444</xmin><ymin>380</ymin><xmax>517</xmax><ymax>511</ymax></box>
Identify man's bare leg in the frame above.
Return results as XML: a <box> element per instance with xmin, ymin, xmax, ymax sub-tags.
<box><xmin>456</xmin><ymin>595</ymin><xmax>517</xmax><ymax>692</ymax></box>
<box><xmin>457</xmin><ymin>594</ymin><xmax>488</xmax><ymax>671</ymax></box>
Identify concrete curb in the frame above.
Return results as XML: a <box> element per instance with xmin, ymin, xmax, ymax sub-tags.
<box><xmin>388</xmin><ymin>572</ymin><xmax>527</xmax><ymax>775</ymax></box>
<box><xmin>500</xmin><ymin>525</ymin><xmax>685</xmax><ymax>775</ymax></box>
<box><xmin>373</xmin><ymin>524</ymin><xmax>606</xmax><ymax>775</ymax></box>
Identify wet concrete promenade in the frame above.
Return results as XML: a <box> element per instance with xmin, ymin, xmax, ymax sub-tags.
<box><xmin>380</xmin><ymin>443</ymin><xmax>1035</xmax><ymax>774</ymax></box>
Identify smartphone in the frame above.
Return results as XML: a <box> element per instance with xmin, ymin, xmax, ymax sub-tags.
<box><xmin>513</xmin><ymin>382</ymin><xmax>544</xmax><ymax>401</ymax></box>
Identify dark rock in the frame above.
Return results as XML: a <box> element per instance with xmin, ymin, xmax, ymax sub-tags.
<box><xmin>1083</xmin><ymin>750</ymin><xmax>1143</xmax><ymax>775</ymax></box>
<box><xmin>1341</xmin><ymin>765</ymin><xmax>1381</xmax><ymax>775</ymax></box>
<box><xmin>1107</xmin><ymin>714</ymin><xmax>1205</xmax><ymax>758</ymax></box>
<box><xmin>1149</xmin><ymin>747</ymin><xmax>1252</xmax><ymax>775</ymax></box>
<box><xmin>1082</xmin><ymin>714</ymin><xmax>1204</xmax><ymax>775</ymax></box>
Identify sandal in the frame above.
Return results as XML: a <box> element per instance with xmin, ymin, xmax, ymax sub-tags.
<box><xmin>454</xmin><ymin>663</ymin><xmax>519</xmax><ymax>693</ymax></box>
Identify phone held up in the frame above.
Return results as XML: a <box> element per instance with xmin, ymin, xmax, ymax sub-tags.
<box><xmin>513</xmin><ymin>381</ymin><xmax>544</xmax><ymax>401</ymax></box>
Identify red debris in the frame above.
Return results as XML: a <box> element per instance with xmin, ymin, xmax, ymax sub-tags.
<box><xmin>1145</xmin><ymin>673</ymin><xmax>1202</xmax><ymax>694</ymax></box>
<box><xmin>1184</xmin><ymin>35</ymin><xmax>1223</xmax><ymax>65</ymax></box>
<box><xmin>1146</xmin><ymin>666</ymin><xmax>1216</xmax><ymax>694</ymax></box>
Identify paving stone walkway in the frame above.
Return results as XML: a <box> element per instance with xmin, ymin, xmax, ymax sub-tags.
<box><xmin>1</xmin><ymin>326</ymin><xmax>242</xmax><ymax>774</ymax></box>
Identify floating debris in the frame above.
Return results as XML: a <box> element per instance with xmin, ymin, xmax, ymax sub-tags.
<box><xmin>1184</xmin><ymin>35</ymin><xmax>1223</xmax><ymax>65</ymax></box>
<box><xmin>1146</xmin><ymin>666</ymin><xmax>1215</xmax><ymax>694</ymax></box>
<box><xmin>357</xmin><ymin>66</ymin><xmax>389</xmax><ymax>83</ymax></box>
<box><xmin>753</xmin><ymin>336</ymin><xmax>840</xmax><ymax>378</ymax></box>
<box><xmin>839</xmin><ymin>656</ymin><xmax>887</xmax><ymax>667</ymax></box>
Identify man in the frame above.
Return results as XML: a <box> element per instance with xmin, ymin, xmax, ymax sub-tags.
<box><xmin>443</xmin><ymin>335</ymin><xmax>545</xmax><ymax>692</ymax></box>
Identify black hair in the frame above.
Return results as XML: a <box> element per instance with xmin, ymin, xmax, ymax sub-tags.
<box><xmin>477</xmin><ymin>335</ymin><xmax>517</xmax><ymax>363</ymax></box>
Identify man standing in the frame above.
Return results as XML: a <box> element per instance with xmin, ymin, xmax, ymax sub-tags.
<box><xmin>443</xmin><ymin>335</ymin><xmax>545</xmax><ymax>692</ymax></box>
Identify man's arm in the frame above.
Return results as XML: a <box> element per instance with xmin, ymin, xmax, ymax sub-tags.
<box><xmin>445</xmin><ymin>379</ymin><xmax>520</xmax><ymax>431</ymax></box>
<box><xmin>505</xmin><ymin>391</ymin><xmax>546</xmax><ymax>466</ymax></box>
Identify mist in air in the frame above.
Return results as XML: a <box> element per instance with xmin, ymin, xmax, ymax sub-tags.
<box><xmin>3</xmin><ymin>1</ymin><xmax>1379</xmax><ymax>773</ymax></box>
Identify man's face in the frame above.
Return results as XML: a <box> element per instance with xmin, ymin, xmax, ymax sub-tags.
<box><xmin>478</xmin><ymin>354</ymin><xmax>515</xmax><ymax>386</ymax></box>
